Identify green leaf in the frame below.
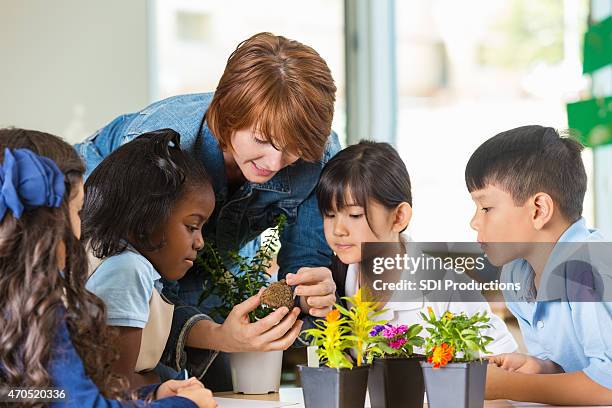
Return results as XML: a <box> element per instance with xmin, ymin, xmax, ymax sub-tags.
<box><xmin>408</xmin><ymin>337</ymin><xmax>424</xmax><ymax>347</ymax></box>
<box><xmin>335</xmin><ymin>304</ymin><xmax>350</xmax><ymax>317</ymax></box>
<box><xmin>408</xmin><ymin>324</ymin><xmax>423</xmax><ymax>338</ymax></box>
<box><xmin>464</xmin><ymin>339</ymin><xmax>479</xmax><ymax>352</ymax></box>
<box><xmin>378</xmin><ymin>343</ymin><xmax>398</xmax><ymax>355</ymax></box>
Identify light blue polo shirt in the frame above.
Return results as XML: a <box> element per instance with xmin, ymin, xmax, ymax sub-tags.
<box><xmin>86</xmin><ymin>248</ymin><xmax>162</xmax><ymax>328</ymax></box>
<box><xmin>501</xmin><ymin>218</ymin><xmax>612</xmax><ymax>389</ymax></box>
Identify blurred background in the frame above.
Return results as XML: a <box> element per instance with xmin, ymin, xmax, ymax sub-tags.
<box><xmin>1</xmin><ymin>0</ymin><xmax>611</xmax><ymax>384</ymax></box>
<box><xmin>2</xmin><ymin>0</ymin><xmax>610</xmax><ymax>241</ymax></box>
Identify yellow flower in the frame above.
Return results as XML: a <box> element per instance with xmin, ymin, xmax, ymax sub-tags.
<box><xmin>443</xmin><ymin>311</ymin><xmax>454</xmax><ymax>321</ymax></box>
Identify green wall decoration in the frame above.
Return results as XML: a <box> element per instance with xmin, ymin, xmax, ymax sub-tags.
<box><xmin>567</xmin><ymin>96</ymin><xmax>612</xmax><ymax>147</ymax></box>
<box><xmin>582</xmin><ymin>15</ymin><xmax>612</xmax><ymax>74</ymax></box>
<box><xmin>566</xmin><ymin>12</ymin><xmax>611</xmax><ymax>148</ymax></box>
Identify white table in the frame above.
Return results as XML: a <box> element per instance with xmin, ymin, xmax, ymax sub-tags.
<box><xmin>214</xmin><ymin>388</ymin><xmax>600</xmax><ymax>408</ymax></box>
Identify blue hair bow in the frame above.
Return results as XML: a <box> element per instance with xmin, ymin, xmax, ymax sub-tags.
<box><xmin>0</xmin><ymin>148</ymin><xmax>65</xmax><ymax>220</ymax></box>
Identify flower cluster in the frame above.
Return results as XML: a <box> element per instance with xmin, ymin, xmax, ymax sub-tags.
<box><xmin>336</xmin><ymin>288</ymin><xmax>387</xmax><ymax>366</ymax></box>
<box><xmin>303</xmin><ymin>288</ymin><xmax>387</xmax><ymax>369</ymax></box>
<box><xmin>421</xmin><ymin>307</ymin><xmax>493</xmax><ymax>368</ymax></box>
<box><xmin>370</xmin><ymin>324</ymin><xmax>410</xmax><ymax>349</ymax></box>
<box><xmin>303</xmin><ymin>296</ymin><xmax>494</xmax><ymax>370</ymax></box>
<box><xmin>428</xmin><ymin>343</ymin><xmax>454</xmax><ymax>368</ymax></box>
<box><xmin>302</xmin><ymin>308</ymin><xmax>354</xmax><ymax>369</ymax></box>
<box><xmin>219</xmin><ymin>271</ymin><xmax>235</xmax><ymax>286</ymax></box>
<box><xmin>366</xmin><ymin>322</ymin><xmax>424</xmax><ymax>362</ymax></box>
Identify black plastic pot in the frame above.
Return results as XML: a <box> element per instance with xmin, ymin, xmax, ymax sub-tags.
<box><xmin>298</xmin><ymin>364</ymin><xmax>369</xmax><ymax>408</ymax></box>
<box><xmin>420</xmin><ymin>360</ymin><xmax>488</xmax><ymax>408</ymax></box>
<box><xmin>368</xmin><ymin>355</ymin><xmax>426</xmax><ymax>408</ymax></box>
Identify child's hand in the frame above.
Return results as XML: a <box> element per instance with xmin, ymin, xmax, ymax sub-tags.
<box><xmin>220</xmin><ymin>289</ymin><xmax>303</xmax><ymax>352</ymax></box>
<box><xmin>286</xmin><ymin>267</ymin><xmax>336</xmax><ymax>317</ymax></box>
<box><xmin>485</xmin><ymin>364</ymin><xmax>514</xmax><ymax>400</ymax></box>
<box><xmin>156</xmin><ymin>377</ymin><xmax>201</xmax><ymax>399</ymax></box>
<box><xmin>488</xmin><ymin>353</ymin><xmax>562</xmax><ymax>374</ymax></box>
<box><xmin>175</xmin><ymin>383</ymin><xmax>217</xmax><ymax>408</ymax></box>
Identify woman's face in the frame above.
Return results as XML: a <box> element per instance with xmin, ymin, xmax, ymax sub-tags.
<box><xmin>229</xmin><ymin>127</ymin><xmax>300</xmax><ymax>183</ymax></box>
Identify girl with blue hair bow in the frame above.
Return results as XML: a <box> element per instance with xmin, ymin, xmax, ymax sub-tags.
<box><xmin>0</xmin><ymin>128</ymin><xmax>216</xmax><ymax>408</ymax></box>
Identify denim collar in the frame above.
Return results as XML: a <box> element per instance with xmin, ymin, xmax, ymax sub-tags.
<box><xmin>252</xmin><ymin>166</ymin><xmax>292</xmax><ymax>194</ymax></box>
<box><xmin>199</xmin><ymin>122</ymin><xmax>228</xmax><ymax>201</ymax></box>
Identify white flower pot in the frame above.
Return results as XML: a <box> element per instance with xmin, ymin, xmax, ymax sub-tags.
<box><xmin>229</xmin><ymin>350</ymin><xmax>283</xmax><ymax>394</ymax></box>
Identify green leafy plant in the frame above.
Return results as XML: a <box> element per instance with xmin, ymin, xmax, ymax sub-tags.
<box><xmin>420</xmin><ymin>307</ymin><xmax>493</xmax><ymax>368</ymax></box>
<box><xmin>196</xmin><ymin>214</ymin><xmax>287</xmax><ymax>322</ymax></box>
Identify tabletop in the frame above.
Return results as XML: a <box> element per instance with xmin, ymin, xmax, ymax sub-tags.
<box><xmin>213</xmin><ymin>388</ymin><xmax>603</xmax><ymax>408</ymax></box>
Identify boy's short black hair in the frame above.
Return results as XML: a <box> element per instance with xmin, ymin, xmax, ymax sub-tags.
<box><xmin>82</xmin><ymin>129</ymin><xmax>212</xmax><ymax>258</ymax></box>
<box><xmin>465</xmin><ymin>125</ymin><xmax>586</xmax><ymax>221</ymax></box>
<box><xmin>316</xmin><ymin>140</ymin><xmax>412</xmax><ymax>234</ymax></box>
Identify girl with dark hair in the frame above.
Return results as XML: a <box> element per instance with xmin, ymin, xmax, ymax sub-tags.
<box><xmin>83</xmin><ymin>129</ymin><xmax>300</xmax><ymax>388</ymax></box>
<box><xmin>316</xmin><ymin>140</ymin><xmax>517</xmax><ymax>355</ymax></box>
<box><xmin>0</xmin><ymin>128</ymin><xmax>215</xmax><ymax>407</ymax></box>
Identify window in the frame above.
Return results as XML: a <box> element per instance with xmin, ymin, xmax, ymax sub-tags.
<box><xmin>394</xmin><ymin>0</ymin><xmax>592</xmax><ymax>241</ymax></box>
<box><xmin>151</xmin><ymin>0</ymin><xmax>346</xmax><ymax>143</ymax></box>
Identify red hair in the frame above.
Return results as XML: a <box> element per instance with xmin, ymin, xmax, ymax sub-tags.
<box><xmin>206</xmin><ymin>32</ymin><xmax>336</xmax><ymax>162</ymax></box>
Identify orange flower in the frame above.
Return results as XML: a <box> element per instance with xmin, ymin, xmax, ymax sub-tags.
<box><xmin>326</xmin><ymin>309</ymin><xmax>341</xmax><ymax>323</ymax></box>
<box><xmin>429</xmin><ymin>343</ymin><xmax>454</xmax><ymax>368</ymax></box>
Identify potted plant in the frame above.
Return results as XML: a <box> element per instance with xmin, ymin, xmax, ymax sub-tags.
<box><xmin>298</xmin><ymin>288</ymin><xmax>385</xmax><ymax>408</ymax></box>
<box><xmin>419</xmin><ymin>307</ymin><xmax>494</xmax><ymax>408</ymax></box>
<box><xmin>366</xmin><ymin>322</ymin><xmax>425</xmax><ymax>408</ymax></box>
<box><xmin>194</xmin><ymin>215</ymin><xmax>287</xmax><ymax>394</ymax></box>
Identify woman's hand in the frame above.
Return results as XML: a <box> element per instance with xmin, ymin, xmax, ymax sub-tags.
<box><xmin>286</xmin><ymin>267</ymin><xmax>336</xmax><ymax>318</ymax></box>
<box><xmin>218</xmin><ymin>289</ymin><xmax>303</xmax><ymax>352</ymax></box>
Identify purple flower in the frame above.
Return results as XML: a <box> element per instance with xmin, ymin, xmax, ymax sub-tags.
<box><xmin>389</xmin><ymin>338</ymin><xmax>407</xmax><ymax>349</ymax></box>
<box><xmin>369</xmin><ymin>324</ymin><xmax>386</xmax><ymax>337</ymax></box>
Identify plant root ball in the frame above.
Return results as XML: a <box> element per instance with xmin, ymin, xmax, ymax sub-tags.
<box><xmin>261</xmin><ymin>279</ymin><xmax>294</xmax><ymax>310</ymax></box>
